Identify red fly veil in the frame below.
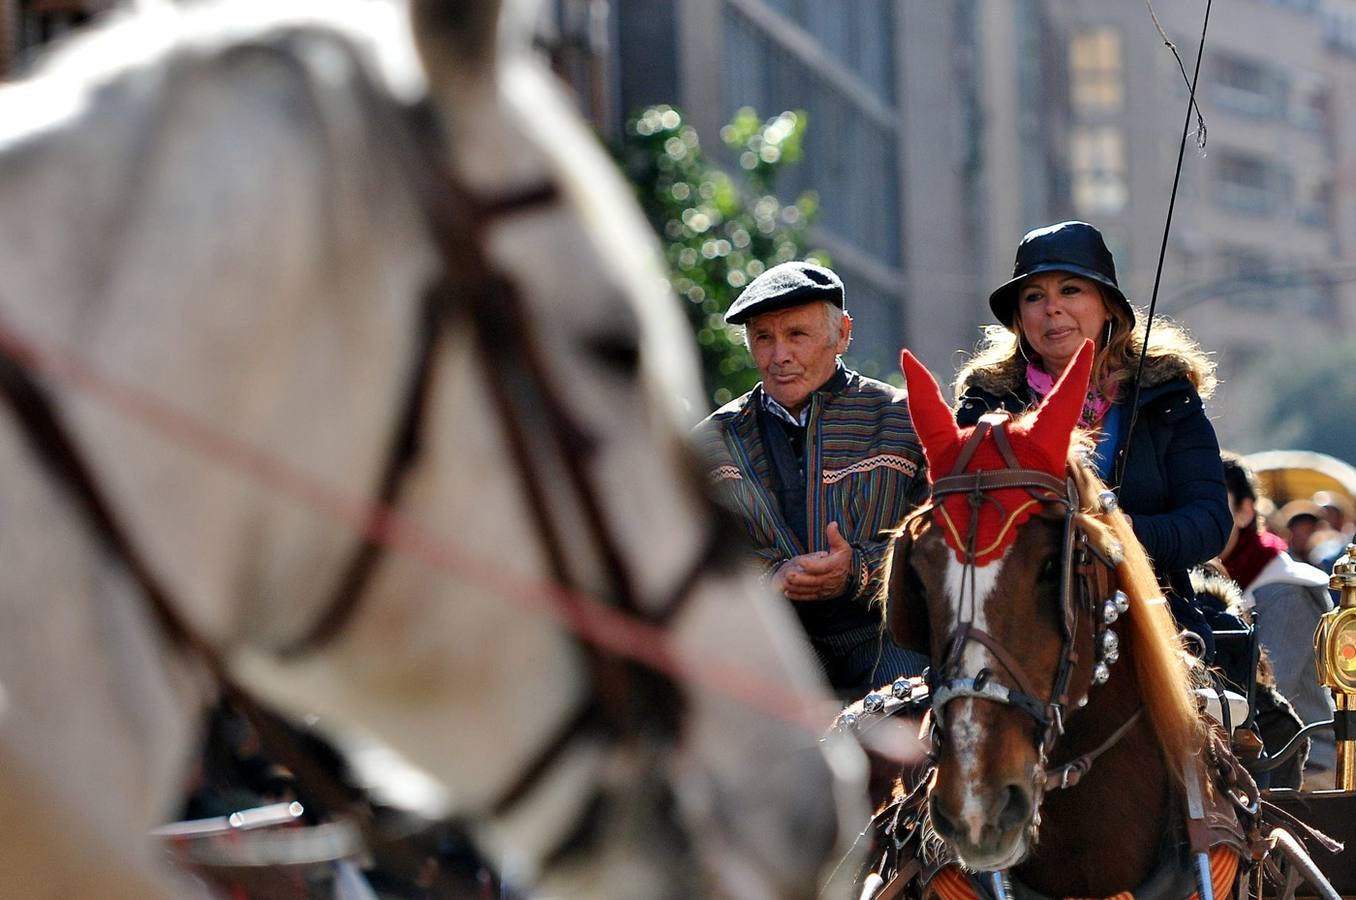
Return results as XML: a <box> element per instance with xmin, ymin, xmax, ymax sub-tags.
<box><xmin>899</xmin><ymin>340</ymin><xmax>1095</xmax><ymax>565</ymax></box>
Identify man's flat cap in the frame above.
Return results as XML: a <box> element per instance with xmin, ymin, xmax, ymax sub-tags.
<box><xmin>724</xmin><ymin>261</ymin><xmax>845</xmax><ymax>325</ymax></box>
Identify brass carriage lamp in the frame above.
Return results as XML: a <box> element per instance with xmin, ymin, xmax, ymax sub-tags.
<box><xmin>1318</xmin><ymin>543</ymin><xmax>1356</xmax><ymax>790</ymax></box>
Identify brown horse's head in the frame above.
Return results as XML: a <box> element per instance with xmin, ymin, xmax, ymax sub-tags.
<box><xmin>887</xmin><ymin>342</ymin><xmax>1202</xmax><ymax>874</ymax></box>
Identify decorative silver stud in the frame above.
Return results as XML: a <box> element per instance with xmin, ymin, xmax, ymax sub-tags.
<box><xmin>839</xmin><ymin>712</ymin><xmax>858</xmax><ymax>730</ymax></box>
<box><xmin>892</xmin><ymin>677</ymin><xmax>913</xmax><ymax>700</ymax></box>
<box><xmin>1114</xmin><ymin>591</ymin><xmax>1129</xmax><ymax>614</ymax></box>
<box><xmin>1092</xmin><ymin>663</ymin><xmax>1111</xmax><ymax>685</ymax></box>
<box><xmin>1100</xmin><ymin>630</ymin><xmax>1120</xmax><ymax>664</ymax></box>
<box><xmin>1103</xmin><ymin>599</ymin><xmax>1121</xmax><ymax>625</ymax></box>
<box><xmin>864</xmin><ymin>692</ymin><xmax>885</xmax><ymax>713</ymax></box>
<box><xmin>1098</xmin><ymin>490</ymin><xmax>1119</xmax><ymax>513</ymax></box>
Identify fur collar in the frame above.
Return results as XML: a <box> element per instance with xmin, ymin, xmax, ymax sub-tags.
<box><xmin>955</xmin><ymin>341</ymin><xmax>1209</xmax><ymax>402</ymax></box>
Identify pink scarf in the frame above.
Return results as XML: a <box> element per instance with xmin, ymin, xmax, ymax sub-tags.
<box><xmin>1026</xmin><ymin>362</ymin><xmax>1115</xmax><ymax>428</ymax></box>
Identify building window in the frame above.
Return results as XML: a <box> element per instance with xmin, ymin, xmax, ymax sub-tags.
<box><xmin>1216</xmin><ymin>248</ymin><xmax>1273</xmax><ymax>311</ymax></box>
<box><xmin>723</xmin><ymin>6</ymin><xmax>902</xmax><ymax>266</ymax></box>
<box><xmin>1215</xmin><ymin>151</ymin><xmax>1280</xmax><ymax>216</ymax></box>
<box><xmin>1069</xmin><ymin>28</ymin><xmax>1123</xmax><ymax>114</ymax></box>
<box><xmin>1071</xmin><ymin>126</ymin><xmax>1127</xmax><ymax>215</ymax></box>
<box><xmin>1222</xmin><ymin>247</ymin><xmax>1333</xmax><ymax>318</ymax></box>
<box><xmin>1293</xmin><ymin>80</ymin><xmax>1330</xmax><ymax>133</ymax></box>
<box><xmin>1211</xmin><ymin>53</ymin><xmax>1288</xmax><ymax>119</ymax></box>
<box><xmin>1297</xmin><ymin>175</ymin><xmax>1331</xmax><ymax>228</ymax></box>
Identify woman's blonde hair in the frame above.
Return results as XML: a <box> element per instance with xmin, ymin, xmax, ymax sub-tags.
<box><xmin>1070</xmin><ymin>461</ymin><xmax>1207</xmax><ymax>774</ymax></box>
<box><xmin>955</xmin><ymin>286</ymin><xmax>1217</xmax><ymax>400</ymax></box>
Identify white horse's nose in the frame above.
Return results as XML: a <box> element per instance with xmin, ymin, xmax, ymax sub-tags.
<box><xmin>724</xmin><ymin>733</ymin><xmax>867</xmax><ymax>896</ymax></box>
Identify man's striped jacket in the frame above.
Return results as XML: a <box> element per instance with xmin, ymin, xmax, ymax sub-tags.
<box><xmin>693</xmin><ymin>370</ymin><xmax>929</xmax><ymax>637</ymax></box>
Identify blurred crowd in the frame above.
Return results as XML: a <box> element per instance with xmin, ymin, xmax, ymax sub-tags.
<box><xmin>1263</xmin><ymin>489</ymin><xmax>1354</xmax><ymax>580</ymax></box>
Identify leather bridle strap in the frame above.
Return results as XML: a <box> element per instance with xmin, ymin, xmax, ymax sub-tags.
<box><xmin>394</xmin><ymin>100</ymin><xmax>689</xmax><ymax>696</ymax></box>
<box><xmin>931</xmin><ymin>468</ymin><xmax>1068</xmax><ymax>502</ymax></box>
<box><xmin>286</xmin><ymin>99</ymin><xmax>702</xmax><ymax>853</ymax></box>
<box><xmin>0</xmin><ymin>333</ymin><xmax>454</xmax><ymax>894</ymax></box>
<box><xmin>930</xmin><ymin>415</ymin><xmax>1069</xmax><ymax>506</ymax></box>
<box><xmin>0</xmin><ymin>342</ymin><xmax>208</xmax><ymax>672</ymax></box>
<box><xmin>281</xmin><ymin>283</ymin><xmax>444</xmax><ymax>656</ymax></box>
<box><xmin>1044</xmin><ymin>708</ymin><xmax>1143</xmax><ymax>790</ymax></box>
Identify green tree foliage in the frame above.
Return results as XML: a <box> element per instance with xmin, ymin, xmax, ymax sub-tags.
<box><xmin>618</xmin><ymin>105</ymin><xmax>825</xmax><ymax>409</ymax></box>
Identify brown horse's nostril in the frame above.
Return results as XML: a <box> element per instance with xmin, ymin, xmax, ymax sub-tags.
<box><xmin>995</xmin><ymin>783</ymin><xmax>1032</xmax><ymax>832</ymax></box>
<box><xmin>930</xmin><ymin>785</ymin><xmax>1031</xmax><ymax>849</ymax></box>
<box><xmin>929</xmin><ymin>795</ymin><xmax>962</xmax><ymax>843</ymax></box>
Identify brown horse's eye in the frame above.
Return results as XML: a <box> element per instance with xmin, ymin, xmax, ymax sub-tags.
<box><xmin>1038</xmin><ymin>555</ymin><xmax>1061</xmax><ymax>583</ymax></box>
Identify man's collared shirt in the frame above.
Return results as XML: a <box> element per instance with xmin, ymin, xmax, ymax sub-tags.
<box><xmin>758</xmin><ymin>361</ymin><xmax>849</xmax><ymax>426</ymax></box>
<box><xmin>761</xmin><ymin>392</ymin><xmax>809</xmax><ymax>427</ymax></box>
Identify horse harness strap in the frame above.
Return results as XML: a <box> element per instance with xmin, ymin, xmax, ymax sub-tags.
<box><xmin>921</xmin><ymin>846</ymin><xmax>1241</xmax><ymax>900</ymax></box>
<box><xmin>932</xmin><ymin>470</ymin><xmax>1068</xmax><ymax>504</ymax></box>
<box><xmin>931</xmin><ymin>624</ymin><xmax>1053</xmax><ymax>726</ymax></box>
<box><xmin>930</xmin><ymin>416</ymin><xmax>1068</xmax><ymax>507</ymax></box>
<box><xmin>866</xmin><ymin>749</ymin><xmax>1252</xmax><ymax>900</ymax></box>
<box><xmin>1043</xmin><ymin>708</ymin><xmax>1142</xmax><ymax>790</ymax></box>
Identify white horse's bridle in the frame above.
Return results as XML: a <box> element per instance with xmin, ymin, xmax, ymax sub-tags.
<box><xmin>0</xmin><ymin>92</ymin><xmax>734</xmax><ymax>889</ymax></box>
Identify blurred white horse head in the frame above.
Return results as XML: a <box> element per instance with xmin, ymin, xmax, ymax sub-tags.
<box><xmin>0</xmin><ymin>0</ymin><xmax>865</xmax><ymax>897</ymax></box>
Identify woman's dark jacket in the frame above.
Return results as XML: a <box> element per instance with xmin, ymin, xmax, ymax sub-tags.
<box><xmin>953</xmin><ymin>352</ymin><xmax>1232</xmax><ymax>654</ymax></box>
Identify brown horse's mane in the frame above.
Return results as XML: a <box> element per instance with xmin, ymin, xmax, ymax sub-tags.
<box><xmin>1067</xmin><ymin>456</ymin><xmax>1206</xmax><ymax>774</ymax></box>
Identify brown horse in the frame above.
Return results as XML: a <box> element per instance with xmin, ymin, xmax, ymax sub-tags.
<box><xmin>864</xmin><ymin>341</ymin><xmax>1257</xmax><ymax>898</ymax></box>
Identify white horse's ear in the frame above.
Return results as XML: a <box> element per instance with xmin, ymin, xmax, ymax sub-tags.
<box><xmin>409</xmin><ymin>0</ymin><xmax>503</xmax><ymax>81</ymax></box>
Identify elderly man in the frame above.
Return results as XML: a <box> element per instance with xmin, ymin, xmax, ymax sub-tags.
<box><xmin>694</xmin><ymin>261</ymin><xmax>929</xmax><ymax>698</ymax></box>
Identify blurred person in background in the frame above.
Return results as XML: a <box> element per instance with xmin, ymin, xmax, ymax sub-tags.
<box><xmin>1220</xmin><ymin>454</ymin><xmax>1335</xmax><ymax>788</ymax></box>
<box><xmin>1277</xmin><ymin>498</ymin><xmax>1330</xmax><ymax>565</ymax></box>
<box><xmin>1311</xmin><ymin>490</ymin><xmax>1355</xmax><ymax>579</ymax></box>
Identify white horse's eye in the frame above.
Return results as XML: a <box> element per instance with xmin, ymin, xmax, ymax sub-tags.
<box><xmin>583</xmin><ymin>331</ymin><xmax>641</xmax><ymax>376</ymax></box>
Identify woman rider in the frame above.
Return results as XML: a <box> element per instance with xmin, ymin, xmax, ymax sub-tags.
<box><xmin>951</xmin><ymin>221</ymin><xmax>1232</xmax><ymax>661</ymax></box>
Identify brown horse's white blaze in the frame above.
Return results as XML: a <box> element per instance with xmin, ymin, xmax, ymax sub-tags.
<box><xmin>939</xmin><ymin>553</ymin><xmax>1035</xmax><ymax>869</ymax></box>
<box><xmin>896</xmin><ymin>342</ymin><xmax>1097</xmax><ymax>872</ymax></box>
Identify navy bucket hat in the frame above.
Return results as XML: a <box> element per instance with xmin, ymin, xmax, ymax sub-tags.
<box><xmin>988</xmin><ymin>221</ymin><xmax>1133</xmax><ymax>329</ymax></box>
<box><xmin>724</xmin><ymin>261</ymin><xmax>844</xmax><ymax>326</ymax></box>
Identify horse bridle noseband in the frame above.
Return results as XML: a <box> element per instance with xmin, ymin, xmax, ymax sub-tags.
<box><xmin>0</xmin><ymin>95</ymin><xmax>724</xmax><ymax>879</ymax></box>
<box><xmin>924</xmin><ymin>413</ymin><xmax>1133</xmax><ymax>789</ymax></box>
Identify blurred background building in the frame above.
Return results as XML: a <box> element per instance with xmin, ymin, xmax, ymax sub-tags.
<box><xmin>0</xmin><ymin>0</ymin><xmax>113</xmax><ymax>75</ymax></box>
<box><xmin>601</xmin><ymin>0</ymin><xmax>1356</xmax><ymax>450</ymax></box>
<box><xmin>6</xmin><ymin>0</ymin><xmax>1356</xmax><ymax>451</ymax></box>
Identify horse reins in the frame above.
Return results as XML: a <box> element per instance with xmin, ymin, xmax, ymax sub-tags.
<box><xmin>0</xmin><ymin>91</ymin><xmax>725</xmax><ymax>882</ymax></box>
<box><xmin>925</xmin><ymin>413</ymin><xmax>1134</xmax><ymax>786</ymax></box>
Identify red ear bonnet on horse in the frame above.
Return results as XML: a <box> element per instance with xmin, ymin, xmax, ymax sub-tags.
<box><xmin>900</xmin><ymin>340</ymin><xmax>1095</xmax><ymax>564</ymax></box>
